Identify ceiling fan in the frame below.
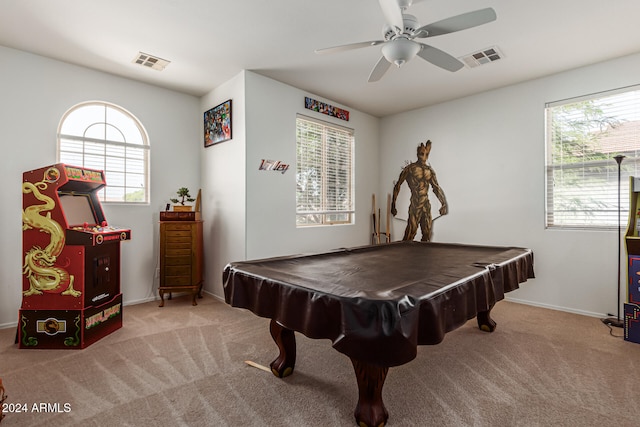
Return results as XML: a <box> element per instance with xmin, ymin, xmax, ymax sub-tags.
<box><xmin>315</xmin><ymin>0</ymin><xmax>497</xmax><ymax>82</ymax></box>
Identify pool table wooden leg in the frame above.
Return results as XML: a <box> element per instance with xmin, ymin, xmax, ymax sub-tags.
<box><xmin>351</xmin><ymin>359</ymin><xmax>389</xmax><ymax>427</ymax></box>
<box><xmin>269</xmin><ymin>319</ymin><xmax>296</xmax><ymax>378</ymax></box>
<box><xmin>477</xmin><ymin>304</ymin><xmax>497</xmax><ymax>332</ymax></box>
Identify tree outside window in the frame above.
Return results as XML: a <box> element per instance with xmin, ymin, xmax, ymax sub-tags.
<box><xmin>546</xmin><ymin>87</ymin><xmax>640</xmax><ymax>229</ymax></box>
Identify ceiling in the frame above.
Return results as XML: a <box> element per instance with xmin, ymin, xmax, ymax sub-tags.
<box><xmin>2</xmin><ymin>0</ymin><xmax>640</xmax><ymax>117</ymax></box>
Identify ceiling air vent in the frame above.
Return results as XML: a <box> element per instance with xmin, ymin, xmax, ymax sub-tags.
<box><xmin>132</xmin><ymin>52</ymin><xmax>170</xmax><ymax>71</ymax></box>
<box><xmin>460</xmin><ymin>46</ymin><xmax>503</xmax><ymax>68</ymax></box>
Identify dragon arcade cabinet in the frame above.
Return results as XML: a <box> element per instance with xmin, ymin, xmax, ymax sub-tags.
<box><xmin>19</xmin><ymin>164</ymin><xmax>131</xmax><ymax>349</ymax></box>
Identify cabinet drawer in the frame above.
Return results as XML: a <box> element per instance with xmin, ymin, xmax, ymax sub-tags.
<box><xmin>165</xmin><ymin>265</ymin><xmax>191</xmax><ymax>277</ymax></box>
<box><xmin>164</xmin><ymin>275</ymin><xmax>192</xmax><ymax>286</ymax></box>
<box><xmin>164</xmin><ymin>238</ymin><xmax>191</xmax><ymax>248</ymax></box>
<box><xmin>167</xmin><ymin>235</ymin><xmax>192</xmax><ymax>244</ymax></box>
<box><xmin>166</xmin><ymin>247</ymin><xmax>191</xmax><ymax>256</ymax></box>
<box><xmin>165</xmin><ymin>255</ymin><xmax>191</xmax><ymax>265</ymax></box>
<box><xmin>167</xmin><ymin>229</ymin><xmax>192</xmax><ymax>237</ymax></box>
<box><xmin>164</xmin><ymin>224</ymin><xmax>192</xmax><ymax>231</ymax></box>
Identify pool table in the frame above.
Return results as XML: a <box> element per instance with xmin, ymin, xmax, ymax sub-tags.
<box><xmin>223</xmin><ymin>241</ymin><xmax>534</xmax><ymax>427</ymax></box>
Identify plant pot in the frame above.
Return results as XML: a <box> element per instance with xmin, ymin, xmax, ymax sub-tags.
<box><xmin>172</xmin><ymin>205</ymin><xmax>193</xmax><ymax>212</ymax></box>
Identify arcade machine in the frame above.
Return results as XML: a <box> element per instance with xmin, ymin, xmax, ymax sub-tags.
<box><xmin>624</xmin><ymin>176</ymin><xmax>640</xmax><ymax>344</ymax></box>
<box><xmin>19</xmin><ymin>163</ymin><xmax>131</xmax><ymax>349</ymax></box>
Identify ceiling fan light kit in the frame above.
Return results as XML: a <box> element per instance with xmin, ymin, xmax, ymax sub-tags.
<box><xmin>315</xmin><ymin>0</ymin><xmax>497</xmax><ymax>82</ymax></box>
<box><xmin>382</xmin><ymin>38</ymin><xmax>421</xmax><ymax>67</ymax></box>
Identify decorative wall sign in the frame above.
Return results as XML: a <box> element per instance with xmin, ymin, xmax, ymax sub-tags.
<box><xmin>204</xmin><ymin>99</ymin><xmax>232</xmax><ymax>147</ymax></box>
<box><xmin>259</xmin><ymin>159</ymin><xmax>289</xmax><ymax>174</ymax></box>
<box><xmin>305</xmin><ymin>96</ymin><xmax>349</xmax><ymax>121</ymax></box>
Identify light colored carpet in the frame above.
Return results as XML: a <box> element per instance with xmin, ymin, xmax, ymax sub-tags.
<box><xmin>1</xmin><ymin>295</ymin><xmax>639</xmax><ymax>426</ymax></box>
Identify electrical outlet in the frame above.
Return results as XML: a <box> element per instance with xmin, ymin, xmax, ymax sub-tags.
<box><xmin>155</xmin><ymin>268</ymin><xmax>160</xmax><ymax>278</ymax></box>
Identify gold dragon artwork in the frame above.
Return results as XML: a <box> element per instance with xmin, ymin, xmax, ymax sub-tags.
<box><xmin>22</xmin><ymin>169</ymin><xmax>80</xmax><ymax>298</ymax></box>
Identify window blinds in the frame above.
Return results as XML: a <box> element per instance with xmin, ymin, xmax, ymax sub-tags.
<box><xmin>58</xmin><ymin>102</ymin><xmax>149</xmax><ymax>203</ymax></box>
<box><xmin>296</xmin><ymin>115</ymin><xmax>354</xmax><ymax>226</ymax></box>
<box><xmin>545</xmin><ymin>85</ymin><xmax>640</xmax><ymax>229</ymax></box>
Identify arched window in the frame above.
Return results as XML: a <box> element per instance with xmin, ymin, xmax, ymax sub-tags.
<box><xmin>57</xmin><ymin>101</ymin><xmax>150</xmax><ymax>203</ymax></box>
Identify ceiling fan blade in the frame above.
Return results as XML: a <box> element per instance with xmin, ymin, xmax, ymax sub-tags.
<box><xmin>417</xmin><ymin>44</ymin><xmax>464</xmax><ymax>72</ymax></box>
<box><xmin>315</xmin><ymin>40</ymin><xmax>384</xmax><ymax>55</ymax></box>
<box><xmin>368</xmin><ymin>56</ymin><xmax>392</xmax><ymax>82</ymax></box>
<box><xmin>378</xmin><ymin>0</ymin><xmax>404</xmax><ymax>33</ymax></box>
<box><xmin>414</xmin><ymin>8</ymin><xmax>496</xmax><ymax>38</ymax></box>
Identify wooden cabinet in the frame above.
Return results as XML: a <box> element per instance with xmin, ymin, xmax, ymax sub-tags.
<box><xmin>159</xmin><ymin>219</ymin><xmax>203</xmax><ymax>306</ymax></box>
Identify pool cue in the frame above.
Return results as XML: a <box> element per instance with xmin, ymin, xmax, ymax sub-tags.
<box><xmin>371</xmin><ymin>194</ymin><xmax>378</xmax><ymax>245</ymax></box>
<box><xmin>377</xmin><ymin>208</ymin><xmax>381</xmax><ymax>244</ymax></box>
<box><xmin>245</xmin><ymin>360</ymin><xmax>271</xmax><ymax>373</ymax></box>
<box><xmin>385</xmin><ymin>193</ymin><xmax>391</xmax><ymax>242</ymax></box>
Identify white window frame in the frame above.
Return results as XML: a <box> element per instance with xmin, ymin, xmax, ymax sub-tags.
<box><xmin>296</xmin><ymin>114</ymin><xmax>355</xmax><ymax>226</ymax></box>
<box><xmin>57</xmin><ymin>101</ymin><xmax>150</xmax><ymax>204</ymax></box>
<box><xmin>545</xmin><ymin>85</ymin><xmax>640</xmax><ymax>230</ymax></box>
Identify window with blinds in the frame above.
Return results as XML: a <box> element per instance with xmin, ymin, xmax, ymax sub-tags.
<box><xmin>545</xmin><ymin>85</ymin><xmax>640</xmax><ymax>229</ymax></box>
<box><xmin>58</xmin><ymin>101</ymin><xmax>150</xmax><ymax>204</ymax></box>
<box><xmin>296</xmin><ymin>115</ymin><xmax>354</xmax><ymax>226</ymax></box>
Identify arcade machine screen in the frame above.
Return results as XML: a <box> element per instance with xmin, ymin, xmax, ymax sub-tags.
<box><xmin>58</xmin><ymin>193</ymin><xmax>98</xmax><ymax>227</ymax></box>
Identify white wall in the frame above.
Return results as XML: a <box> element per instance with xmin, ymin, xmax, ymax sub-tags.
<box><xmin>379</xmin><ymin>52</ymin><xmax>640</xmax><ymax>318</ymax></box>
<box><xmin>0</xmin><ymin>46</ymin><xmax>200</xmax><ymax>328</ymax></box>
<box><xmin>200</xmin><ymin>71</ymin><xmax>247</xmax><ymax>299</ymax></box>
<box><xmin>244</xmin><ymin>72</ymin><xmax>380</xmax><ymax>260</ymax></box>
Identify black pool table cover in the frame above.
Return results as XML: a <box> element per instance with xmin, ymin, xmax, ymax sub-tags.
<box><xmin>223</xmin><ymin>241</ymin><xmax>534</xmax><ymax>367</ymax></box>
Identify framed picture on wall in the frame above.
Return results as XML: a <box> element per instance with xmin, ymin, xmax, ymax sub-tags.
<box><xmin>204</xmin><ymin>99</ymin><xmax>232</xmax><ymax>147</ymax></box>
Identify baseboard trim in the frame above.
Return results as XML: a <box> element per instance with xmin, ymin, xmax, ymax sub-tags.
<box><xmin>505</xmin><ymin>297</ymin><xmax>606</xmax><ymax>319</ymax></box>
<box><xmin>123</xmin><ymin>296</ymin><xmax>158</xmax><ymax>306</ymax></box>
<box><xmin>0</xmin><ymin>321</ymin><xmax>16</xmax><ymax>330</ymax></box>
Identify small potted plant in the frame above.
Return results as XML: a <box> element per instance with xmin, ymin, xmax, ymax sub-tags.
<box><xmin>170</xmin><ymin>187</ymin><xmax>195</xmax><ymax>211</ymax></box>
